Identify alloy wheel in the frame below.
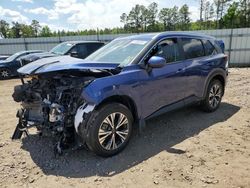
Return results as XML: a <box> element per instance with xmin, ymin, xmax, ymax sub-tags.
<box><xmin>98</xmin><ymin>112</ymin><xmax>129</xmax><ymax>150</ymax></box>
<box><xmin>0</xmin><ymin>69</ymin><xmax>10</xmax><ymax>78</ymax></box>
<box><xmin>208</xmin><ymin>84</ymin><xmax>222</xmax><ymax>108</ymax></box>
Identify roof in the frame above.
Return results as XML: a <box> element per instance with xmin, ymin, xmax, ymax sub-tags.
<box><xmin>157</xmin><ymin>31</ymin><xmax>215</xmax><ymax>39</ymax></box>
<box><xmin>26</xmin><ymin>50</ymin><xmax>44</xmax><ymax>53</ymax></box>
<box><xmin>62</xmin><ymin>41</ymin><xmax>105</xmax><ymax>44</ymax></box>
<box><xmin>116</xmin><ymin>33</ymin><xmax>157</xmax><ymax>40</ymax></box>
<box><xmin>117</xmin><ymin>31</ymin><xmax>215</xmax><ymax>41</ymax></box>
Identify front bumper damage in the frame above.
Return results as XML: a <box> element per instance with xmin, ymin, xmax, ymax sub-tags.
<box><xmin>11</xmin><ymin>75</ymin><xmax>98</xmax><ymax>156</ymax></box>
<box><xmin>12</xmin><ymin>98</ymin><xmax>96</xmax><ymax>156</ymax></box>
<box><xmin>11</xmin><ymin>56</ymin><xmax>120</xmax><ymax>155</ymax></box>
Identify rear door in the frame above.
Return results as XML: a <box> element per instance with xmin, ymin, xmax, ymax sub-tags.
<box><xmin>180</xmin><ymin>38</ymin><xmax>207</xmax><ymax>99</ymax></box>
<box><xmin>180</xmin><ymin>38</ymin><xmax>222</xmax><ymax>99</ymax></box>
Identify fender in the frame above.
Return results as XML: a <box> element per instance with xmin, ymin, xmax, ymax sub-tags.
<box><xmin>202</xmin><ymin>68</ymin><xmax>227</xmax><ymax>99</ymax></box>
<box><xmin>80</xmin><ymin>66</ymin><xmax>148</xmax><ymax>119</ymax></box>
<box><xmin>74</xmin><ymin>69</ymin><xmax>144</xmax><ymax>136</ymax></box>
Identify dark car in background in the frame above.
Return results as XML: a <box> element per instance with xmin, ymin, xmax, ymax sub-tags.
<box><xmin>20</xmin><ymin>41</ymin><xmax>105</xmax><ymax>66</ymax></box>
<box><xmin>0</xmin><ymin>50</ymin><xmax>44</xmax><ymax>79</ymax></box>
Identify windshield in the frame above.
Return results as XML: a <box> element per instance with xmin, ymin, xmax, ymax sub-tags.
<box><xmin>50</xmin><ymin>42</ymin><xmax>73</xmax><ymax>55</ymax></box>
<box><xmin>85</xmin><ymin>38</ymin><xmax>150</xmax><ymax>66</ymax></box>
<box><xmin>5</xmin><ymin>52</ymin><xmax>24</xmax><ymax>61</ymax></box>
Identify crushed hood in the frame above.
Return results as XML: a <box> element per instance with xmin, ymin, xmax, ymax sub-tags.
<box><xmin>18</xmin><ymin>55</ymin><xmax>119</xmax><ymax>75</ymax></box>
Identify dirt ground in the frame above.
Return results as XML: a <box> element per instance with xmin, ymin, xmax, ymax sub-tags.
<box><xmin>0</xmin><ymin>68</ymin><xmax>249</xmax><ymax>188</ymax></box>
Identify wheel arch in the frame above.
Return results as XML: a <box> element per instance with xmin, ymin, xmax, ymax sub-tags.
<box><xmin>203</xmin><ymin>69</ymin><xmax>226</xmax><ymax>99</ymax></box>
<box><xmin>213</xmin><ymin>74</ymin><xmax>225</xmax><ymax>89</ymax></box>
<box><xmin>95</xmin><ymin>95</ymin><xmax>139</xmax><ymax>122</ymax></box>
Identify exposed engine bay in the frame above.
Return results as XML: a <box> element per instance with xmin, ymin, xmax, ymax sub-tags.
<box><xmin>12</xmin><ymin>70</ymin><xmax>114</xmax><ymax>155</ymax></box>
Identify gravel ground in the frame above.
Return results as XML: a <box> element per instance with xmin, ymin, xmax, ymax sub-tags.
<box><xmin>0</xmin><ymin>68</ymin><xmax>249</xmax><ymax>188</ymax></box>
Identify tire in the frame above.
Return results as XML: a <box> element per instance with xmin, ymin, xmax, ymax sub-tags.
<box><xmin>0</xmin><ymin>68</ymin><xmax>11</xmax><ymax>80</ymax></box>
<box><xmin>85</xmin><ymin>103</ymin><xmax>133</xmax><ymax>157</ymax></box>
<box><xmin>200</xmin><ymin>79</ymin><xmax>224</xmax><ymax>112</ymax></box>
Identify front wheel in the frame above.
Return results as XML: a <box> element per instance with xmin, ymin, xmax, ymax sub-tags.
<box><xmin>200</xmin><ymin>79</ymin><xmax>224</xmax><ymax>112</ymax></box>
<box><xmin>0</xmin><ymin>68</ymin><xmax>11</xmax><ymax>80</ymax></box>
<box><xmin>85</xmin><ymin>103</ymin><xmax>133</xmax><ymax>157</ymax></box>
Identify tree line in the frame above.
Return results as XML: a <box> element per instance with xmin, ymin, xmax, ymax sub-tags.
<box><xmin>0</xmin><ymin>20</ymin><xmax>103</xmax><ymax>38</ymax></box>
<box><xmin>120</xmin><ymin>3</ymin><xmax>191</xmax><ymax>32</ymax></box>
<box><xmin>121</xmin><ymin>0</ymin><xmax>250</xmax><ymax>32</ymax></box>
<box><xmin>0</xmin><ymin>0</ymin><xmax>249</xmax><ymax>38</ymax></box>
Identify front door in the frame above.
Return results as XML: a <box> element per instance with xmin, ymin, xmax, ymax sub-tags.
<box><xmin>139</xmin><ymin>38</ymin><xmax>187</xmax><ymax>118</ymax></box>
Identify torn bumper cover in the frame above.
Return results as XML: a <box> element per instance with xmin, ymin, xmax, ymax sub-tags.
<box><xmin>74</xmin><ymin>103</ymin><xmax>95</xmax><ymax>134</ymax></box>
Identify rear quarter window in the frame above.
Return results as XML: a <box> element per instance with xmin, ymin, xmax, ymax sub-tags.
<box><xmin>203</xmin><ymin>40</ymin><xmax>217</xmax><ymax>56</ymax></box>
<box><xmin>182</xmin><ymin>38</ymin><xmax>205</xmax><ymax>59</ymax></box>
<box><xmin>214</xmin><ymin>40</ymin><xmax>223</xmax><ymax>53</ymax></box>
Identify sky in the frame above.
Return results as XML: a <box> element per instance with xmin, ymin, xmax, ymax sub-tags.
<box><xmin>0</xmin><ymin>0</ymin><xmax>200</xmax><ymax>31</ymax></box>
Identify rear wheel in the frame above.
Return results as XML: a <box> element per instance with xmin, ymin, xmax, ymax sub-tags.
<box><xmin>200</xmin><ymin>79</ymin><xmax>224</xmax><ymax>112</ymax></box>
<box><xmin>0</xmin><ymin>68</ymin><xmax>11</xmax><ymax>80</ymax></box>
<box><xmin>85</xmin><ymin>103</ymin><xmax>133</xmax><ymax>157</ymax></box>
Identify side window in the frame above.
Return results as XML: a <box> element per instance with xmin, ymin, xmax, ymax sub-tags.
<box><xmin>86</xmin><ymin>43</ymin><xmax>104</xmax><ymax>55</ymax></box>
<box><xmin>76</xmin><ymin>44</ymin><xmax>88</xmax><ymax>58</ymax></box>
<box><xmin>182</xmin><ymin>38</ymin><xmax>205</xmax><ymax>59</ymax></box>
<box><xmin>203</xmin><ymin>40</ymin><xmax>217</xmax><ymax>56</ymax></box>
<box><xmin>153</xmin><ymin>38</ymin><xmax>182</xmax><ymax>63</ymax></box>
<box><xmin>69</xmin><ymin>46</ymin><xmax>77</xmax><ymax>53</ymax></box>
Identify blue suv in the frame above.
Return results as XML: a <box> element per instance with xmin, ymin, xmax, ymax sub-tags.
<box><xmin>12</xmin><ymin>32</ymin><xmax>228</xmax><ymax>157</ymax></box>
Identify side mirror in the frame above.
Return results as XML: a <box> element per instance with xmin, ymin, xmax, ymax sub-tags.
<box><xmin>148</xmin><ymin>56</ymin><xmax>166</xmax><ymax>68</ymax></box>
<box><xmin>70</xmin><ymin>51</ymin><xmax>78</xmax><ymax>58</ymax></box>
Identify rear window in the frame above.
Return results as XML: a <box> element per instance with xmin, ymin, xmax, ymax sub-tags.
<box><xmin>203</xmin><ymin>40</ymin><xmax>217</xmax><ymax>56</ymax></box>
<box><xmin>182</xmin><ymin>38</ymin><xmax>205</xmax><ymax>59</ymax></box>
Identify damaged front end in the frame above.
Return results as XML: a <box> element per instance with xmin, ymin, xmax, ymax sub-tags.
<box><xmin>11</xmin><ymin>69</ymin><xmax>110</xmax><ymax>155</ymax></box>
